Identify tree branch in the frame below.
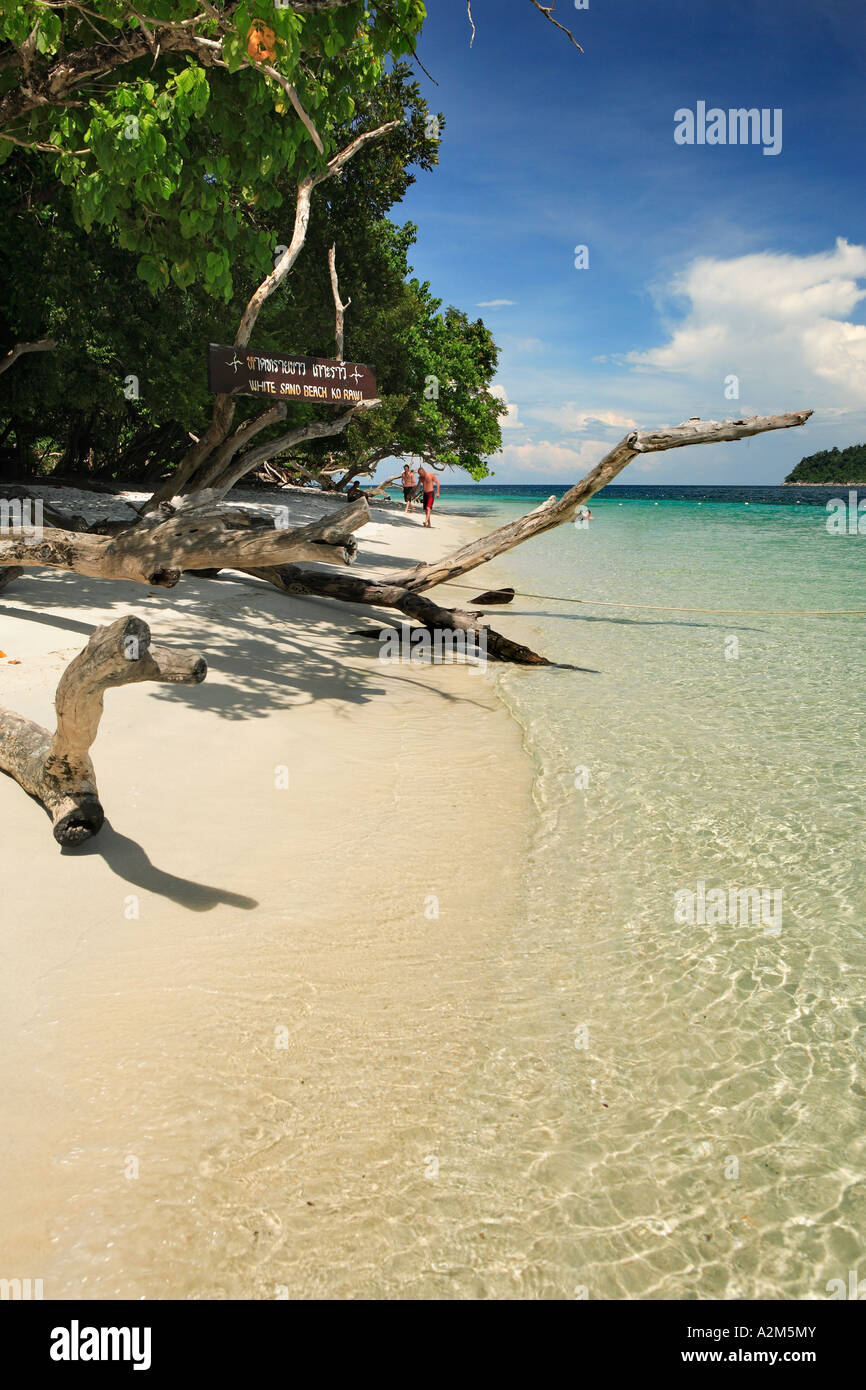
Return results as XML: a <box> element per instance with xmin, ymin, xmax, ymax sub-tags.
<box><xmin>0</xmin><ymin>338</ymin><xmax>57</xmax><ymax>377</ymax></box>
<box><xmin>528</xmin><ymin>1</ymin><xmax>584</xmax><ymax>52</ymax></box>
<box><xmin>0</xmin><ymin>25</ymin><xmax>226</xmax><ymax>127</ymax></box>
<box><xmin>260</xmin><ymin>63</ymin><xmax>324</xmax><ymax>152</ymax></box>
<box><xmin>328</xmin><ymin>242</ymin><xmax>351</xmax><ymax>361</ymax></box>
<box><xmin>209</xmin><ymin>399</ymin><xmax>379</xmax><ymax>498</ymax></box>
<box><xmin>145</xmin><ymin>119</ymin><xmax>399</xmax><ymax>509</ymax></box>
<box><xmin>393</xmin><ymin>410</ymin><xmax>813</xmax><ymax>592</ymax></box>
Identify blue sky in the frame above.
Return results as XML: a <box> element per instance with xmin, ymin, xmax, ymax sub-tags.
<box><xmin>390</xmin><ymin>0</ymin><xmax>866</xmax><ymax>483</ymax></box>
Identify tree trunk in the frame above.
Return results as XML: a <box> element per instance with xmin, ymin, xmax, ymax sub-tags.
<box><xmin>0</xmin><ymin>497</ymin><xmax>370</xmax><ymax>585</ymax></box>
<box><xmin>244</xmin><ymin>564</ymin><xmax>550</xmax><ymax>664</ymax></box>
<box><xmin>144</xmin><ymin>120</ymin><xmax>399</xmax><ymax>511</ymax></box>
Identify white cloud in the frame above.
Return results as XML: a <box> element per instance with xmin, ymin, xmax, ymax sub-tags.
<box><xmin>477</xmin><ymin>298</ymin><xmax>516</xmax><ymax>308</ymax></box>
<box><xmin>491</xmin><ymin>383</ymin><xmax>521</xmax><ymax>427</ymax></box>
<box><xmin>533</xmin><ymin>404</ymin><xmax>638</xmax><ymax>433</ymax></box>
<box><xmin>497</xmin><ymin>438</ymin><xmax>612</xmax><ymax>478</ymax></box>
<box><xmin>628</xmin><ymin>237</ymin><xmax>866</xmax><ymax>407</ymax></box>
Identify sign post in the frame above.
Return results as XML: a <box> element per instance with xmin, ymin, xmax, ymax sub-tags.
<box><xmin>207</xmin><ymin>344</ymin><xmax>377</xmax><ymax>404</ymax></box>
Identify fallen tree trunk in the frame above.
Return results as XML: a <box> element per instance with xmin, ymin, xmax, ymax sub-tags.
<box><xmin>0</xmin><ymin>615</ymin><xmax>206</xmax><ymax>846</ymax></box>
<box><xmin>239</xmin><ymin>410</ymin><xmax>814</xmax><ymax>662</ymax></box>
<box><xmin>0</xmin><ymin>497</ymin><xmax>369</xmax><ymax>585</ymax></box>
<box><xmin>243</xmin><ymin>564</ymin><xmax>550</xmax><ymax>664</ymax></box>
<box><xmin>392</xmin><ymin>411</ymin><xmax>813</xmax><ymax>592</ymax></box>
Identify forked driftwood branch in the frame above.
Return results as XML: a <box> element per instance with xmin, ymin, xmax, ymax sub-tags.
<box><xmin>0</xmin><ymin>616</ymin><xmax>206</xmax><ymax>846</ymax></box>
<box><xmin>206</xmin><ymin>410</ymin><xmax>814</xmax><ymax>665</ymax></box>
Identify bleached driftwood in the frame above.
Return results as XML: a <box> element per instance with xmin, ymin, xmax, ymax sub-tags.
<box><xmin>190</xmin><ymin>409</ymin><xmax>812</xmax><ymax>665</ymax></box>
<box><xmin>0</xmin><ymin>616</ymin><xmax>206</xmax><ymax>845</ymax></box>
<box><xmin>240</xmin><ymin>410</ymin><xmax>814</xmax><ymax>662</ymax></box>
<box><xmin>0</xmin><ymin>497</ymin><xmax>369</xmax><ymax>585</ymax></box>
<box><xmin>393</xmin><ymin>411</ymin><xmax>813</xmax><ymax>593</ymax></box>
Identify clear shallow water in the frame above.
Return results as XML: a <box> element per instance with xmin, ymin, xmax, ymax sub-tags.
<box><xmin>425</xmin><ymin>490</ymin><xmax>866</xmax><ymax>1298</ymax></box>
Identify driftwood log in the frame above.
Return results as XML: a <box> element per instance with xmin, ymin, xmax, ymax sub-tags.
<box><xmin>243</xmin><ymin>565</ymin><xmax>550</xmax><ymax>665</ymax></box>
<box><xmin>0</xmin><ymin>497</ymin><xmax>369</xmax><ymax>585</ymax></box>
<box><xmin>241</xmin><ymin>411</ymin><xmax>814</xmax><ymax>662</ymax></box>
<box><xmin>0</xmin><ymin>616</ymin><xmax>206</xmax><ymax>846</ymax></box>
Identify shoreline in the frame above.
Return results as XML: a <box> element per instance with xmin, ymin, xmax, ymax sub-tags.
<box><xmin>0</xmin><ymin>488</ymin><xmax>535</xmax><ymax>1298</ymax></box>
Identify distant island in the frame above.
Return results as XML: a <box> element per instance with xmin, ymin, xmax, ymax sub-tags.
<box><xmin>784</xmin><ymin>442</ymin><xmax>866</xmax><ymax>484</ymax></box>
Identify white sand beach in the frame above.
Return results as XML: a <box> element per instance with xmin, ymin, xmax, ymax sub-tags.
<box><xmin>0</xmin><ymin>487</ymin><xmax>532</xmax><ymax>1299</ymax></box>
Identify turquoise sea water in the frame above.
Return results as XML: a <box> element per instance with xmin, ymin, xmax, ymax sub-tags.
<box><xmin>413</xmin><ymin>486</ymin><xmax>866</xmax><ymax>1298</ymax></box>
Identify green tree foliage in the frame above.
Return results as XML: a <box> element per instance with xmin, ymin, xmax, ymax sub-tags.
<box><xmin>0</xmin><ymin>58</ymin><xmax>504</xmax><ymax>485</ymax></box>
<box><xmin>304</xmin><ymin>286</ymin><xmax>504</xmax><ymax>486</ymax></box>
<box><xmin>784</xmin><ymin>443</ymin><xmax>866</xmax><ymax>484</ymax></box>
<box><xmin>0</xmin><ymin>1</ymin><xmax>426</xmax><ymax>298</ymax></box>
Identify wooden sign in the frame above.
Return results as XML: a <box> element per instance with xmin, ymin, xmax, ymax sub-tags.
<box><xmin>207</xmin><ymin>344</ymin><xmax>377</xmax><ymax>404</ymax></box>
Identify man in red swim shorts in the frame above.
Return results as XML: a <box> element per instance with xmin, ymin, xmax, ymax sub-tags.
<box><xmin>417</xmin><ymin>464</ymin><xmax>440</xmax><ymax>528</ymax></box>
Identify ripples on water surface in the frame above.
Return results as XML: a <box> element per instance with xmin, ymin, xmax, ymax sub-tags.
<box><xmin>459</xmin><ymin>494</ymin><xmax>866</xmax><ymax>1298</ymax></box>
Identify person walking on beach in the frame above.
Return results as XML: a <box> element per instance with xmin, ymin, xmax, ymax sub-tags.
<box><xmin>418</xmin><ymin>464</ymin><xmax>440</xmax><ymax>527</ymax></box>
<box><xmin>401</xmin><ymin>462</ymin><xmax>417</xmax><ymax>513</ymax></box>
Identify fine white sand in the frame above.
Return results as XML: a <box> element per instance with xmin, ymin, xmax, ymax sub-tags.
<box><xmin>0</xmin><ymin>485</ymin><xmax>532</xmax><ymax>1298</ymax></box>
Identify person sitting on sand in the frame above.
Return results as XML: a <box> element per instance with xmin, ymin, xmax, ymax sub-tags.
<box><xmin>418</xmin><ymin>464</ymin><xmax>440</xmax><ymax>528</ymax></box>
<box><xmin>401</xmin><ymin>462</ymin><xmax>417</xmax><ymax>514</ymax></box>
<box><xmin>345</xmin><ymin>480</ymin><xmax>368</xmax><ymax>503</ymax></box>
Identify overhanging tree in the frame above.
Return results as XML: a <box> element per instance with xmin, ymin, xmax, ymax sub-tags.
<box><xmin>0</xmin><ymin>1</ymin><xmax>427</xmax><ymax>298</ymax></box>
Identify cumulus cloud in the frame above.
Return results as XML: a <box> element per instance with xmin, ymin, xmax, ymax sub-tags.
<box><xmin>497</xmin><ymin>438</ymin><xmax>612</xmax><ymax>478</ymax></box>
<box><xmin>534</xmin><ymin>404</ymin><xmax>638</xmax><ymax>433</ymax></box>
<box><xmin>491</xmin><ymin>384</ymin><xmax>521</xmax><ymax>427</ymax></box>
<box><xmin>477</xmin><ymin>298</ymin><xmax>516</xmax><ymax>308</ymax></box>
<box><xmin>628</xmin><ymin>237</ymin><xmax>866</xmax><ymax>407</ymax></box>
